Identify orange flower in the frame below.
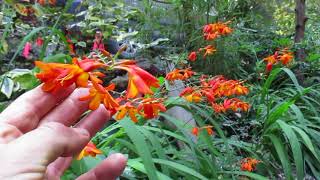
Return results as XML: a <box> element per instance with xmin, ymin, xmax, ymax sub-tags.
<box><xmin>115</xmin><ymin>61</ymin><xmax>160</xmax><ymax>98</ymax></box>
<box><xmin>35</xmin><ymin>58</ymin><xmax>103</xmax><ymax>92</ymax></box>
<box><xmin>77</xmin><ymin>142</ymin><xmax>102</xmax><ymax>160</ymax></box>
<box><xmin>188</xmin><ymin>51</ymin><xmax>197</xmax><ymax>61</ymax></box>
<box><xmin>180</xmin><ymin>87</ymin><xmax>202</xmax><ymax>103</ymax></box>
<box><xmin>205</xmin><ymin>127</ymin><xmax>214</xmax><ymax>135</ymax></box>
<box><xmin>200</xmin><ymin>45</ymin><xmax>216</xmax><ymax>58</ymax></box>
<box><xmin>116</xmin><ymin>102</ymin><xmax>139</xmax><ymax>123</ymax></box>
<box><xmin>37</xmin><ymin>0</ymin><xmax>45</xmax><ymax>5</ymax></box>
<box><xmin>165</xmin><ymin>68</ymin><xmax>195</xmax><ymax>81</ymax></box>
<box><xmin>223</xmin><ymin>98</ymin><xmax>250</xmax><ymax>112</ymax></box>
<box><xmin>263</xmin><ymin>49</ymin><xmax>294</xmax><ymax>70</ymax></box>
<box><xmin>191</xmin><ymin>126</ymin><xmax>214</xmax><ymax>136</ymax></box>
<box><xmin>138</xmin><ymin>98</ymin><xmax>166</xmax><ymax>119</ymax></box>
<box><xmin>202</xmin><ymin>76</ymin><xmax>249</xmax><ymax>97</ymax></box>
<box><xmin>79</xmin><ymin>83</ymin><xmax>119</xmax><ymax>111</ymax></box>
<box><xmin>212</xmin><ymin>103</ymin><xmax>226</xmax><ymax>113</ymax></box>
<box><xmin>192</xmin><ymin>127</ymin><xmax>199</xmax><ymax>136</ymax></box>
<box><xmin>203</xmin><ymin>22</ymin><xmax>232</xmax><ymax>40</ymax></box>
<box><xmin>263</xmin><ymin>55</ymin><xmax>277</xmax><ymax>65</ymax></box>
<box><xmin>279</xmin><ymin>52</ymin><xmax>293</xmax><ymax>65</ymax></box>
<box><xmin>240</xmin><ymin>158</ymin><xmax>260</xmax><ymax>172</ymax></box>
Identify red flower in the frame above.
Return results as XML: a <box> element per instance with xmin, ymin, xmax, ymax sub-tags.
<box><xmin>77</xmin><ymin>142</ymin><xmax>102</xmax><ymax>160</ymax></box>
<box><xmin>188</xmin><ymin>51</ymin><xmax>197</xmax><ymax>62</ymax></box>
<box><xmin>179</xmin><ymin>87</ymin><xmax>202</xmax><ymax>103</ymax></box>
<box><xmin>115</xmin><ymin>61</ymin><xmax>160</xmax><ymax>98</ymax></box>
<box><xmin>138</xmin><ymin>98</ymin><xmax>166</xmax><ymax>119</ymax></box>
<box><xmin>192</xmin><ymin>126</ymin><xmax>214</xmax><ymax>136</ymax></box>
<box><xmin>266</xmin><ymin>62</ymin><xmax>273</xmax><ymax>72</ymax></box>
<box><xmin>36</xmin><ymin>37</ymin><xmax>44</xmax><ymax>47</ymax></box>
<box><xmin>192</xmin><ymin>127</ymin><xmax>199</xmax><ymax>136</ymax></box>
<box><xmin>240</xmin><ymin>158</ymin><xmax>261</xmax><ymax>172</ymax></box>
<box><xmin>35</xmin><ymin>58</ymin><xmax>103</xmax><ymax>92</ymax></box>
<box><xmin>165</xmin><ymin>68</ymin><xmax>195</xmax><ymax>81</ymax></box>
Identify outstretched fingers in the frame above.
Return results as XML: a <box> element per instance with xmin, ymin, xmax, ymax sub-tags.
<box><xmin>77</xmin><ymin>153</ymin><xmax>127</xmax><ymax>180</ymax></box>
<box><xmin>0</xmin><ymin>85</ymin><xmax>75</xmax><ymax>133</ymax></box>
<box><xmin>46</xmin><ymin>105</ymin><xmax>114</xmax><ymax>177</ymax></box>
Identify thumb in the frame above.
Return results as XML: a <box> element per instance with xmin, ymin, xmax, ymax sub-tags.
<box><xmin>9</xmin><ymin>122</ymin><xmax>90</xmax><ymax>166</ymax></box>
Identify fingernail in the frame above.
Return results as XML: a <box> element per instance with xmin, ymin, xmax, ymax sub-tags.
<box><xmin>74</xmin><ymin>128</ymin><xmax>90</xmax><ymax>136</ymax></box>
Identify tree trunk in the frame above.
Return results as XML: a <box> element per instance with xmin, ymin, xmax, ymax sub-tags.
<box><xmin>294</xmin><ymin>0</ymin><xmax>307</xmax><ymax>61</ymax></box>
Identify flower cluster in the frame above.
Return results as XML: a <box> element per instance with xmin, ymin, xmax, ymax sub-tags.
<box><xmin>77</xmin><ymin>142</ymin><xmax>102</xmax><ymax>160</ymax></box>
<box><xmin>203</xmin><ymin>21</ymin><xmax>233</xmax><ymax>40</ymax></box>
<box><xmin>35</xmin><ymin>49</ymin><xmax>166</xmax><ymax>121</ymax></box>
<box><xmin>188</xmin><ymin>21</ymin><xmax>232</xmax><ymax>61</ymax></box>
<box><xmin>165</xmin><ymin>68</ymin><xmax>195</xmax><ymax>81</ymax></box>
<box><xmin>263</xmin><ymin>48</ymin><xmax>294</xmax><ymax>72</ymax></box>
<box><xmin>179</xmin><ymin>76</ymin><xmax>250</xmax><ymax>113</ymax></box>
<box><xmin>240</xmin><ymin>158</ymin><xmax>261</xmax><ymax>172</ymax></box>
<box><xmin>115</xmin><ymin>98</ymin><xmax>166</xmax><ymax>123</ymax></box>
<box><xmin>37</xmin><ymin>0</ymin><xmax>56</xmax><ymax>6</ymax></box>
<box><xmin>191</xmin><ymin>126</ymin><xmax>214</xmax><ymax>136</ymax></box>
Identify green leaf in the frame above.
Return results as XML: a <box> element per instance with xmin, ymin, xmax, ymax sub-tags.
<box><xmin>138</xmin><ymin>127</ymin><xmax>170</xmax><ymax>176</ymax></box>
<box><xmin>221</xmin><ymin>171</ymin><xmax>269</xmax><ymax>180</ymax></box>
<box><xmin>281</xmin><ymin>68</ymin><xmax>303</xmax><ymax>92</ymax></box>
<box><xmin>277</xmin><ymin>120</ymin><xmax>304</xmax><ymax>180</ymax></box>
<box><xmin>292</xmin><ymin>126</ymin><xmax>320</xmax><ymax>163</ymax></box>
<box><xmin>264</xmin><ymin>88</ymin><xmax>311</xmax><ymax>129</ymax></box>
<box><xmin>152</xmin><ymin>158</ymin><xmax>208</xmax><ymax>180</ymax></box>
<box><xmin>0</xmin><ymin>77</ymin><xmax>14</xmax><ymax>99</ymax></box>
<box><xmin>43</xmin><ymin>53</ymin><xmax>72</xmax><ymax>63</ymax></box>
<box><xmin>261</xmin><ymin>68</ymin><xmax>282</xmax><ymax>102</ymax></box>
<box><xmin>13</xmin><ymin>73</ymin><xmax>39</xmax><ymax>90</ymax></box>
<box><xmin>127</xmin><ymin>159</ymin><xmax>172</xmax><ymax>180</ymax></box>
<box><xmin>77</xmin><ymin>41</ymin><xmax>87</xmax><ymax>47</ymax></box>
<box><xmin>266</xmin><ymin>134</ymin><xmax>292</xmax><ymax>179</ymax></box>
<box><xmin>119</xmin><ymin>118</ymin><xmax>159</xmax><ymax>180</ymax></box>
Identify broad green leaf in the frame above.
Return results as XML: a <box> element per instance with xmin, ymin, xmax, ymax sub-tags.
<box><xmin>221</xmin><ymin>171</ymin><xmax>269</xmax><ymax>180</ymax></box>
<box><xmin>277</xmin><ymin>121</ymin><xmax>304</xmax><ymax>180</ymax></box>
<box><xmin>1</xmin><ymin>77</ymin><xmax>14</xmax><ymax>99</ymax></box>
<box><xmin>266</xmin><ymin>134</ymin><xmax>292</xmax><ymax>179</ymax></box>
<box><xmin>281</xmin><ymin>68</ymin><xmax>303</xmax><ymax>92</ymax></box>
<box><xmin>292</xmin><ymin>126</ymin><xmax>320</xmax><ymax>163</ymax></box>
<box><xmin>120</xmin><ymin>118</ymin><xmax>159</xmax><ymax>180</ymax></box>
<box><xmin>127</xmin><ymin>159</ymin><xmax>172</xmax><ymax>180</ymax></box>
<box><xmin>261</xmin><ymin>68</ymin><xmax>282</xmax><ymax>102</ymax></box>
<box><xmin>43</xmin><ymin>53</ymin><xmax>72</xmax><ymax>63</ymax></box>
<box><xmin>138</xmin><ymin>127</ymin><xmax>170</xmax><ymax>176</ymax></box>
<box><xmin>153</xmin><ymin>158</ymin><xmax>208</xmax><ymax>180</ymax></box>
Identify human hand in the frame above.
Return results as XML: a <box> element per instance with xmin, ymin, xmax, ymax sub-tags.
<box><xmin>0</xmin><ymin>85</ymin><xmax>127</xmax><ymax>180</ymax></box>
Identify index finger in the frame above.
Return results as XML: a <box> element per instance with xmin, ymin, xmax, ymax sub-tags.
<box><xmin>0</xmin><ymin>85</ymin><xmax>75</xmax><ymax>133</ymax></box>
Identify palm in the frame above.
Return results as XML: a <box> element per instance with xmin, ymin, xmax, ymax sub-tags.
<box><xmin>0</xmin><ymin>85</ymin><xmax>126</xmax><ymax>180</ymax></box>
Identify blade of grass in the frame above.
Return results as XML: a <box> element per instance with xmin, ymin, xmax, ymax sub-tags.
<box><xmin>221</xmin><ymin>171</ymin><xmax>269</xmax><ymax>180</ymax></box>
<box><xmin>277</xmin><ymin>120</ymin><xmax>304</xmax><ymax>180</ymax></box>
<box><xmin>138</xmin><ymin>126</ymin><xmax>170</xmax><ymax>176</ymax></box>
<box><xmin>119</xmin><ymin>118</ymin><xmax>159</xmax><ymax>180</ymax></box>
<box><xmin>265</xmin><ymin>134</ymin><xmax>292</xmax><ymax>179</ymax></box>
<box><xmin>152</xmin><ymin>158</ymin><xmax>208</xmax><ymax>180</ymax></box>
